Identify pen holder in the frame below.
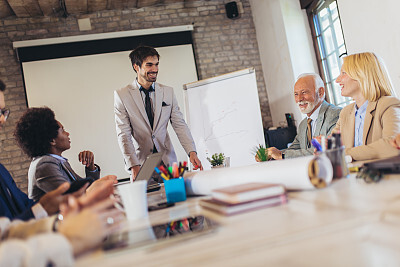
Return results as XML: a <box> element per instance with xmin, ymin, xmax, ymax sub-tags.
<box><xmin>164</xmin><ymin>177</ymin><xmax>187</xmax><ymax>203</ymax></box>
<box><xmin>323</xmin><ymin>146</ymin><xmax>349</xmax><ymax>179</ymax></box>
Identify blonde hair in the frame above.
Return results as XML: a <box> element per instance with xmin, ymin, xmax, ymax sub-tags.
<box><xmin>342</xmin><ymin>52</ymin><xmax>394</xmax><ymax>102</ymax></box>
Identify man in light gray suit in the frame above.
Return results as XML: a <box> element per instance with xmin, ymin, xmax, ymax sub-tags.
<box><xmin>267</xmin><ymin>73</ymin><xmax>342</xmax><ymax>159</ymax></box>
<box><xmin>114</xmin><ymin>46</ymin><xmax>202</xmax><ymax>181</ymax></box>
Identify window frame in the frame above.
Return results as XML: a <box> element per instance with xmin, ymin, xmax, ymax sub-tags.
<box><xmin>304</xmin><ymin>0</ymin><xmax>349</xmax><ymax>106</ymax></box>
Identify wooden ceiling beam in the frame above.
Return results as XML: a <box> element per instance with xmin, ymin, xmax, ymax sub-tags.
<box><xmin>0</xmin><ymin>0</ymin><xmax>14</xmax><ymax>18</ymax></box>
<box><xmin>37</xmin><ymin>0</ymin><xmax>60</xmax><ymax>16</ymax></box>
<box><xmin>64</xmin><ymin>0</ymin><xmax>87</xmax><ymax>14</ymax></box>
<box><xmin>7</xmin><ymin>0</ymin><xmax>43</xmax><ymax>17</ymax></box>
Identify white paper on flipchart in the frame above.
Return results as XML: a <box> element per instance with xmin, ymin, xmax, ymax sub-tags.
<box><xmin>184</xmin><ymin>155</ymin><xmax>333</xmax><ymax>195</ymax></box>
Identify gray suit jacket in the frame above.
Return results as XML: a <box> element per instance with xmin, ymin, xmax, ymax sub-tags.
<box><xmin>114</xmin><ymin>81</ymin><xmax>196</xmax><ymax>170</ymax></box>
<box><xmin>285</xmin><ymin>101</ymin><xmax>342</xmax><ymax>158</ymax></box>
<box><xmin>28</xmin><ymin>155</ymin><xmax>100</xmax><ymax>202</ymax></box>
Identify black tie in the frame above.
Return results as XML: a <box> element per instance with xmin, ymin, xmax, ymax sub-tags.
<box><xmin>140</xmin><ymin>86</ymin><xmax>155</xmax><ymax>129</ymax></box>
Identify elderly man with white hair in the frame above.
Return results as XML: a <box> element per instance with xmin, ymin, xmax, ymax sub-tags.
<box><xmin>267</xmin><ymin>73</ymin><xmax>342</xmax><ymax>160</ymax></box>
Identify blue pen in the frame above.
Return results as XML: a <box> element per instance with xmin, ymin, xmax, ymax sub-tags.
<box><xmin>311</xmin><ymin>138</ymin><xmax>322</xmax><ymax>152</ymax></box>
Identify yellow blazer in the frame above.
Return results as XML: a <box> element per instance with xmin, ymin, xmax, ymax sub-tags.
<box><xmin>333</xmin><ymin>96</ymin><xmax>400</xmax><ymax>161</ymax></box>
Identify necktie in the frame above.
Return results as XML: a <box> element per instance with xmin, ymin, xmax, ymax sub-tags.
<box><xmin>307</xmin><ymin>118</ymin><xmax>312</xmax><ymax>145</ymax></box>
<box><xmin>140</xmin><ymin>86</ymin><xmax>155</xmax><ymax>129</ymax></box>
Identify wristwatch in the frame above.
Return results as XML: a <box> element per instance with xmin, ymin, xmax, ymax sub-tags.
<box><xmin>52</xmin><ymin>213</ymin><xmax>64</xmax><ymax>232</ymax></box>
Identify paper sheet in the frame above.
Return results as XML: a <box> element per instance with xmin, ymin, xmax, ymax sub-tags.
<box><xmin>184</xmin><ymin>155</ymin><xmax>333</xmax><ymax>195</ymax></box>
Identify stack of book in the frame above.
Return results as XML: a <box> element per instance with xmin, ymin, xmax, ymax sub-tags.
<box><xmin>199</xmin><ymin>182</ymin><xmax>287</xmax><ymax>216</ymax></box>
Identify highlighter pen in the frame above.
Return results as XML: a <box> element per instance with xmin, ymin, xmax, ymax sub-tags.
<box><xmin>172</xmin><ymin>162</ymin><xmax>179</xmax><ymax>178</ymax></box>
<box><xmin>168</xmin><ymin>166</ymin><xmax>174</xmax><ymax>177</ymax></box>
<box><xmin>154</xmin><ymin>167</ymin><xmax>169</xmax><ymax>180</ymax></box>
<box><xmin>159</xmin><ymin>165</ymin><xmax>169</xmax><ymax>177</ymax></box>
<box><xmin>157</xmin><ymin>168</ymin><xmax>169</xmax><ymax>180</ymax></box>
<box><xmin>179</xmin><ymin>162</ymin><xmax>183</xmax><ymax>175</ymax></box>
<box><xmin>311</xmin><ymin>138</ymin><xmax>322</xmax><ymax>152</ymax></box>
<box><xmin>180</xmin><ymin>167</ymin><xmax>186</xmax><ymax>177</ymax></box>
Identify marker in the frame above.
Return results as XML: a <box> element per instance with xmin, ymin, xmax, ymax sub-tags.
<box><xmin>168</xmin><ymin>166</ymin><xmax>173</xmax><ymax>176</ymax></box>
<box><xmin>179</xmin><ymin>162</ymin><xmax>183</xmax><ymax>174</ymax></box>
<box><xmin>154</xmin><ymin>167</ymin><xmax>169</xmax><ymax>180</ymax></box>
<box><xmin>172</xmin><ymin>162</ymin><xmax>179</xmax><ymax>178</ymax></box>
<box><xmin>349</xmin><ymin>166</ymin><xmax>359</xmax><ymax>173</ymax></box>
<box><xmin>311</xmin><ymin>138</ymin><xmax>322</xmax><ymax>152</ymax></box>
<box><xmin>159</xmin><ymin>165</ymin><xmax>169</xmax><ymax>177</ymax></box>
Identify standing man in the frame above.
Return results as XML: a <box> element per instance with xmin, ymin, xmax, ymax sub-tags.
<box><xmin>114</xmin><ymin>46</ymin><xmax>202</xmax><ymax>181</ymax></box>
<box><xmin>267</xmin><ymin>73</ymin><xmax>342</xmax><ymax>159</ymax></box>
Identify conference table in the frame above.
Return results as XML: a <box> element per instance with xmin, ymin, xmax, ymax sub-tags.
<box><xmin>76</xmin><ymin>171</ymin><xmax>400</xmax><ymax>266</ymax></box>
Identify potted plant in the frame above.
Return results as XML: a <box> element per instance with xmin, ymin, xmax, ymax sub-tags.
<box><xmin>207</xmin><ymin>153</ymin><xmax>225</xmax><ymax>168</ymax></box>
<box><xmin>254</xmin><ymin>144</ymin><xmax>270</xmax><ymax>162</ymax></box>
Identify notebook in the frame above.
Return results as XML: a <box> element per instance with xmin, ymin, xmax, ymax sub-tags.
<box><xmin>211</xmin><ymin>183</ymin><xmax>286</xmax><ymax>204</ymax></box>
<box><xmin>200</xmin><ymin>195</ymin><xmax>288</xmax><ymax>216</ymax></box>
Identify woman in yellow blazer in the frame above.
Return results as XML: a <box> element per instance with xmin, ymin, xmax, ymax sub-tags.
<box><xmin>333</xmin><ymin>52</ymin><xmax>400</xmax><ymax>161</ymax></box>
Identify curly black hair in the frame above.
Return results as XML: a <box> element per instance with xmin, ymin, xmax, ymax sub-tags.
<box><xmin>14</xmin><ymin>107</ymin><xmax>59</xmax><ymax>158</ymax></box>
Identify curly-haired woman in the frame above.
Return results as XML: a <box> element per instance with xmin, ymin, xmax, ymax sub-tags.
<box><xmin>15</xmin><ymin>107</ymin><xmax>101</xmax><ymax>202</ymax></box>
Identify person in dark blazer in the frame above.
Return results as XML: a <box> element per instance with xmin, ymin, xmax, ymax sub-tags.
<box><xmin>114</xmin><ymin>46</ymin><xmax>203</xmax><ymax>181</ymax></box>
<box><xmin>14</xmin><ymin>107</ymin><xmax>105</xmax><ymax>202</ymax></box>
<box><xmin>0</xmin><ymin>80</ymin><xmax>72</xmax><ymax>220</ymax></box>
<box><xmin>264</xmin><ymin>73</ymin><xmax>342</xmax><ymax>160</ymax></box>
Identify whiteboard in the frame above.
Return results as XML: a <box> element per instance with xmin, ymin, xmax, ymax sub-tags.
<box><xmin>22</xmin><ymin>44</ymin><xmax>197</xmax><ymax>179</ymax></box>
<box><xmin>184</xmin><ymin>68</ymin><xmax>265</xmax><ymax>170</ymax></box>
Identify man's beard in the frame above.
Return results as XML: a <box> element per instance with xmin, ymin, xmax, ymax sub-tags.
<box><xmin>145</xmin><ymin>72</ymin><xmax>157</xmax><ymax>82</ymax></box>
<box><xmin>298</xmin><ymin>101</ymin><xmax>316</xmax><ymax>114</ymax></box>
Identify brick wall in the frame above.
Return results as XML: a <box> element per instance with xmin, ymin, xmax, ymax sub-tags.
<box><xmin>0</xmin><ymin>0</ymin><xmax>272</xmax><ymax>193</ymax></box>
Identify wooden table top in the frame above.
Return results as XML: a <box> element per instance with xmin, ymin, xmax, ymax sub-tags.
<box><xmin>77</xmin><ymin>174</ymin><xmax>400</xmax><ymax>267</ymax></box>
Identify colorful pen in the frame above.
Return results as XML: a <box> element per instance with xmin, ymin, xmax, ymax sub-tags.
<box><xmin>154</xmin><ymin>167</ymin><xmax>169</xmax><ymax>180</ymax></box>
<box><xmin>172</xmin><ymin>162</ymin><xmax>179</xmax><ymax>178</ymax></box>
<box><xmin>311</xmin><ymin>138</ymin><xmax>322</xmax><ymax>152</ymax></box>
<box><xmin>159</xmin><ymin>165</ymin><xmax>169</xmax><ymax>177</ymax></box>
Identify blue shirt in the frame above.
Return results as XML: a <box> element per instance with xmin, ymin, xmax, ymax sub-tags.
<box><xmin>354</xmin><ymin>101</ymin><xmax>369</xmax><ymax>147</ymax></box>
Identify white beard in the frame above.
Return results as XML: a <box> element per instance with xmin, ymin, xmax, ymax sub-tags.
<box><xmin>298</xmin><ymin>101</ymin><xmax>316</xmax><ymax>114</ymax></box>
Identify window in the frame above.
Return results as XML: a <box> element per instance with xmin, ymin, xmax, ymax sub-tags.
<box><xmin>307</xmin><ymin>0</ymin><xmax>349</xmax><ymax>106</ymax></box>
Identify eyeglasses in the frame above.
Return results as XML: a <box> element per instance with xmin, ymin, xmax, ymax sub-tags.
<box><xmin>356</xmin><ymin>167</ymin><xmax>383</xmax><ymax>183</ymax></box>
<box><xmin>0</xmin><ymin>108</ymin><xmax>10</xmax><ymax>120</ymax></box>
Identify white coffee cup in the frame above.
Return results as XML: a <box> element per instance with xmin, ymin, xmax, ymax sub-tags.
<box><xmin>118</xmin><ymin>181</ymin><xmax>148</xmax><ymax>221</ymax></box>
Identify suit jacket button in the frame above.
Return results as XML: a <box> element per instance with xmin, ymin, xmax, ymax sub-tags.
<box><xmin>152</xmin><ymin>135</ymin><xmax>155</xmax><ymax>139</ymax></box>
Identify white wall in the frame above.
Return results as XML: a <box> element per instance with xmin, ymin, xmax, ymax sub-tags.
<box><xmin>337</xmin><ymin>0</ymin><xmax>400</xmax><ymax>96</ymax></box>
<box><xmin>250</xmin><ymin>0</ymin><xmax>318</xmax><ymax>127</ymax></box>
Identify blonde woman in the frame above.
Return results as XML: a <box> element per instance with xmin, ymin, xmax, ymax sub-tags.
<box><xmin>333</xmin><ymin>52</ymin><xmax>400</xmax><ymax>161</ymax></box>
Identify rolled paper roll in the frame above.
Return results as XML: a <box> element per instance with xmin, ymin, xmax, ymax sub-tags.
<box><xmin>184</xmin><ymin>155</ymin><xmax>333</xmax><ymax>195</ymax></box>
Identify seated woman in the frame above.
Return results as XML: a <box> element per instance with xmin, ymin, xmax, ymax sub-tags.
<box><xmin>333</xmin><ymin>52</ymin><xmax>400</xmax><ymax>161</ymax></box>
<box><xmin>15</xmin><ymin>107</ymin><xmax>101</xmax><ymax>202</ymax></box>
